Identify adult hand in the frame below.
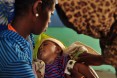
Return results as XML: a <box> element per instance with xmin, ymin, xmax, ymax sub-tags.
<box><xmin>78</xmin><ymin>52</ymin><xmax>104</xmax><ymax>66</ymax></box>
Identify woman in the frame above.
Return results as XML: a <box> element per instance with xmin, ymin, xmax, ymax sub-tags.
<box><xmin>0</xmin><ymin>0</ymin><xmax>56</xmax><ymax>77</ymax></box>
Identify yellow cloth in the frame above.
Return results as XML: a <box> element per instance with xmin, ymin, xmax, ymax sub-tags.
<box><xmin>33</xmin><ymin>33</ymin><xmax>50</xmax><ymax>59</ymax></box>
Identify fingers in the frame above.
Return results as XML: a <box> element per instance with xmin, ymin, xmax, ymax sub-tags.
<box><xmin>65</xmin><ymin>74</ymin><xmax>72</xmax><ymax>78</ymax></box>
<box><xmin>36</xmin><ymin>70</ymin><xmax>42</xmax><ymax>78</ymax></box>
<box><xmin>78</xmin><ymin>52</ymin><xmax>90</xmax><ymax>57</ymax></box>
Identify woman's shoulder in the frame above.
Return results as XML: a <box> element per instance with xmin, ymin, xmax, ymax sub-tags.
<box><xmin>0</xmin><ymin>29</ymin><xmax>30</xmax><ymax>46</ymax></box>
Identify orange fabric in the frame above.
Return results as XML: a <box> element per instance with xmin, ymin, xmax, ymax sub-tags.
<box><xmin>8</xmin><ymin>24</ymin><xmax>16</xmax><ymax>32</ymax></box>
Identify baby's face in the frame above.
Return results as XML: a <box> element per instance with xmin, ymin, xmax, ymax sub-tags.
<box><xmin>37</xmin><ymin>40</ymin><xmax>57</xmax><ymax>62</ymax></box>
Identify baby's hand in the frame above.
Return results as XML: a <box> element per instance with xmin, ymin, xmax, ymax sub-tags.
<box><xmin>33</xmin><ymin>59</ymin><xmax>45</xmax><ymax>78</ymax></box>
<box><xmin>36</xmin><ymin>70</ymin><xmax>43</xmax><ymax>78</ymax></box>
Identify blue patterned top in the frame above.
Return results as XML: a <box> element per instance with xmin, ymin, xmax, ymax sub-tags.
<box><xmin>0</xmin><ymin>28</ymin><xmax>35</xmax><ymax>78</ymax></box>
<box><xmin>0</xmin><ymin>0</ymin><xmax>15</xmax><ymax>26</ymax></box>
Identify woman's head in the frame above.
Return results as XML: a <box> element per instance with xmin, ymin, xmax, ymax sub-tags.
<box><xmin>37</xmin><ymin>38</ymin><xmax>65</xmax><ymax>64</ymax></box>
<box><xmin>12</xmin><ymin>0</ymin><xmax>56</xmax><ymax>35</ymax></box>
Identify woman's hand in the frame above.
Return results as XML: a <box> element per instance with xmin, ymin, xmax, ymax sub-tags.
<box><xmin>77</xmin><ymin>52</ymin><xmax>104</xmax><ymax>66</ymax></box>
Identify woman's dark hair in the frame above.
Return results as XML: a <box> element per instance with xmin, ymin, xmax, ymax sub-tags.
<box><xmin>15</xmin><ymin>0</ymin><xmax>56</xmax><ymax>16</ymax></box>
<box><xmin>41</xmin><ymin>0</ymin><xmax>56</xmax><ymax>10</ymax></box>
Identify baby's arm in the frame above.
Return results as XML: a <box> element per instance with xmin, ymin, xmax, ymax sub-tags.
<box><xmin>32</xmin><ymin>60</ymin><xmax>45</xmax><ymax>78</ymax></box>
<box><xmin>72</xmin><ymin>63</ymin><xmax>96</xmax><ymax>78</ymax></box>
<box><xmin>64</xmin><ymin>60</ymin><xmax>99</xmax><ymax>78</ymax></box>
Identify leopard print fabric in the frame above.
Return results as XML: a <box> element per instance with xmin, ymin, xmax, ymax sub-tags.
<box><xmin>57</xmin><ymin>0</ymin><xmax>117</xmax><ymax>67</ymax></box>
<box><xmin>100</xmin><ymin>21</ymin><xmax>117</xmax><ymax>67</ymax></box>
<box><xmin>58</xmin><ymin>0</ymin><xmax>117</xmax><ymax>38</ymax></box>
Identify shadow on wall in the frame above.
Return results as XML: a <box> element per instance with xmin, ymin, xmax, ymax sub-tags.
<box><xmin>49</xmin><ymin>9</ymin><xmax>65</xmax><ymax>27</ymax></box>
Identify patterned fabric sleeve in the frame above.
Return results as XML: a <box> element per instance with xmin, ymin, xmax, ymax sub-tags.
<box><xmin>56</xmin><ymin>0</ymin><xmax>116</xmax><ymax>38</ymax></box>
<box><xmin>100</xmin><ymin>20</ymin><xmax>117</xmax><ymax>67</ymax></box>
<box><xmin>56</xmin><ymin>0</ymin><xmax>117</xmax><ymax>68</ymax></box>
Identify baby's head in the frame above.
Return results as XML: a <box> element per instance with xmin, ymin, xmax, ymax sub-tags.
<box><xmin>37</xmin><ymin>38</ymin><xmax>65</xmax><ymax>64</ymax></box>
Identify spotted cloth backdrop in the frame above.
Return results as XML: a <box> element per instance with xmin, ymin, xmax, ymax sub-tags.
<box><xmin>56</xmin><ymin>0</ymin><xmax>117</xmax><ymax>67</ymax></box>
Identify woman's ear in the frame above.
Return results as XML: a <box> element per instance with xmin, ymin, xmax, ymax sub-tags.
<box><xmin>33</xmin><ymin>0</ymin><xmax>42</xmax><ymax>16</ymax></box>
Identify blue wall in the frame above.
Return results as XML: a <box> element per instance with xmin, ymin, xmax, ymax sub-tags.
<box><xmin>49</xmin><ymin>9</ymin><xmax>65</xmax><ymax>27</ymax></box>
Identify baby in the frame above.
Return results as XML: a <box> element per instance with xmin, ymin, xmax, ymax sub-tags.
<box><xmin>33</xmin><ymin>37</ymin><xmax>99</xmax><ymax>78</ymax></box>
